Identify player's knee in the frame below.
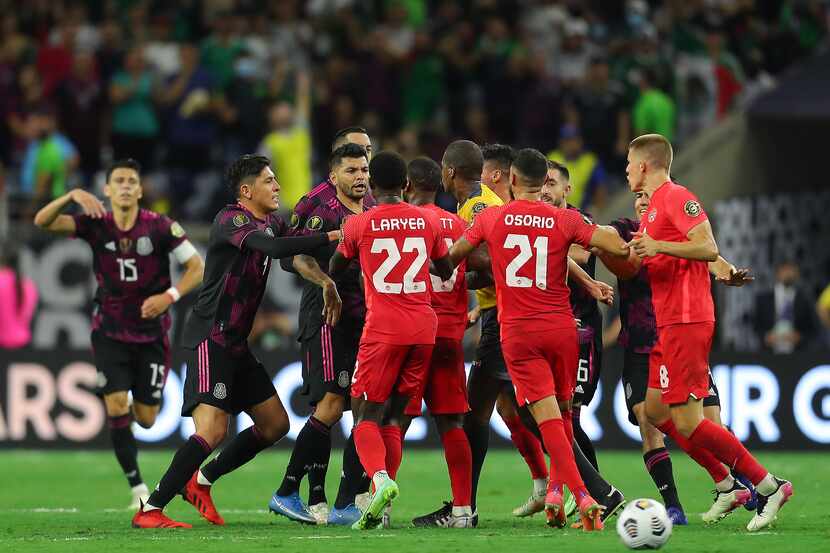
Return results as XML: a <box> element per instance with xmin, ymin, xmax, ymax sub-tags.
<box><xmin>435</xmin><ymin>414</ymin><xmax>463</xmax><ymax>435</ymax></box>
<box><xmin>198</xmin><ymin>426</ymin><xmax>228</xmax><ymax>449</ymax></box>
<box><xmin>134</xmin><ymin>413</ymin><xmax>156</xmax><ymax>429</ymax></box>
<box><xmin>258</xmin><ymin>419</ymin><xmax>289</xmax><ymax>445</ymax></box>
<box><xmin>104</xmin><ymin>393</ymin><xmax>130</xmax><ymax>417</ymax></box>
<box><xmin>314</xmin><ymin>395</ymin><xmax>345</xmax><ymax>426</ymax></box>
<box><xmin>672</xmin><ymin>416</ymin><xmax>698</xmax><ymax>438</ymax></box>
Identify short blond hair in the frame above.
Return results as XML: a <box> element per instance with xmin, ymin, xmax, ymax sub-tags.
<box><xmin>629</xmin><ymin>134</ymin><xmax>673</xmax><ymax>170</ymax></box>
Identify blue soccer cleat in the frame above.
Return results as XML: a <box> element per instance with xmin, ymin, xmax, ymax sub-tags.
<box><xmin>734</xmin><ymin>472</ymin><xmax>758</xmax><ymax>511</ymax></box>
<box><xmin>327</xmin><ymin>503</ymin><xmax>362</xmax><ymax>526</ymax></box>
<box><xmin>667</xmin><ymin>506</ymin><xmax>688</xmax><ymax>525</ymax></box>
<box><xmin>268</xmin><ymin>492</ymin><xmax>317</xmax><ymax>524</ymax></box>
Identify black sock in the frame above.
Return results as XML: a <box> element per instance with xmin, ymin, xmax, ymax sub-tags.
<box><xmin>574</xmin><ymin>439</ymin><xmax>612</xmax><ymax>499</ymax></box>
<box><xmin>464</xmin><ymin>420</ymin><xmax>490</xmax><ymax>512</ymax></box>
<box><xmin>644</xmin><ymin>447</ymin><xmax>682</xmax><ymax>509</ymax></box>
<box><xmin>201</xmin><ymin>425</ymin><xmax>273</xmax><ymax>484</ymax></box>
<box><xmin>277</xmin><ymin>417</ymin><xmax>328</xmax><ymax>497</ymax></box>
<box><xmin>305</xmin><ymin>418</ymin><xmax>332</xmax><ymax>506</ymax></box>
<box><xmin>573</xmin><ymin>408</ymin><xmax>599</xmax><ymax>471</ymax></box>
<box><xmin>334</xmin><ymin>432</ymin><xmax>370</xmax><ymax>509</ymax></box>
<box><xmin>147</xmin><ymin>435</ymin><xmax>212</xmax><ymax>509</ymax></box>
<box><xmin>109</xmin><ymin>415</ymin><xmax>142</xmax><ymax>488</ymax></box>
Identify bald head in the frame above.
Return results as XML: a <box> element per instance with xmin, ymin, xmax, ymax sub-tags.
<box><xmin>442</xmin><ymin>140</ymin><xmax>483</xmax><ymax>181</ymax></box>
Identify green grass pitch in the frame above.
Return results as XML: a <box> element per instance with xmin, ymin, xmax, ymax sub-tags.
<box><xmin>1</xmin><ymin>449</ymin><xmax>825</xmax><ymax>552</ymax></box>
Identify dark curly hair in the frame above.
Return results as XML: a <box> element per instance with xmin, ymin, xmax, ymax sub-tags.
<box><xmin>226</xmin><ymin>154</ymin><xmax>271</xmax><ymax>198</ymax></box>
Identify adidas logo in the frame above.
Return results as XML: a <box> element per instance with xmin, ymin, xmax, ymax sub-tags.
<box><xmin>105</xmin><ymin>241</ymin><xmax>116</xmax><ymax>251</ymax></box>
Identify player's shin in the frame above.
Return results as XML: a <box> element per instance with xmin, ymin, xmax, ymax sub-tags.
<box><xmin>145</xmin><ymin>434</ymin><xmax>213</xmax><ymax>511</ymax></box>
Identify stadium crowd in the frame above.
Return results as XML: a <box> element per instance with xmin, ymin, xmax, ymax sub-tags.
<box><xmin>1</xmin><ymin>0</ymin><xmax>827</xmax><ymax>221</ymax></box>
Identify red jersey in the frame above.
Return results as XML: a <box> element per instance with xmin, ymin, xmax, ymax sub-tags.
<box><xmin>638</xmin><ymin>181</ymin><xmax>715</xmax><ymax>327</ymax></box>
<box><xmin>337</xmin><ymin>202</ymin><xmax>448</xmax><ymax>345</ymax></box>
<box><xmin>463</xmin><ymin>200</ymin><xmax>596</xmax><ymax>339</ymax></box>
<box><xmin>421</xmin><ymin>204</ymin><xmax>468</xmax><ymax>341</ymax></box>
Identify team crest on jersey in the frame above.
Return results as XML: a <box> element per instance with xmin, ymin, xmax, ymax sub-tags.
<box><xmin>213</xmin><ymin>383</ymin><xmax>227</xmax><ymax>399</ymax></box>
<box><xmin>306</xmin><ymin>215</ymin><xmax>324</xmax><ymax>231</ymax></box>
<box><xmin>289</xmin><ymin>213</ymin><xmax>300</xmax><ymax>229</ymax></box>
<box><xmin>625</xmin><ymin>382</ymin><xmax>632</xmax><ymax>399</ymax></box>
<box><xmin>338</xmin><ymin>370</ymin><xmax>350</xmax><ymax>388</ymax></box>
<box><xmin>136</xmin><ymin>236</ymin><xmax>153</xmax><ymax>256</ymax></box>
<box><xmin>233</xmin><ymin>213</ymin><xmax>249</xmax><ymax>227</ymax></box>
<box><xmin>265</xmin><ymin>227</ymin><xmax>275</xmax><ymax>237</ymax></box>
<box><xmin>471</xmin><ymin>202</ymin><xmax>487</xmax><ymax>215</ymax></box>
<box><xmin>118</xmin><ymin>238</ymin><xmax>133</xmax><ymax>253</ymax></box>
<box><xmin>648</xmin><ymin>210</ymin><xmax>657</xmax><ymax>222</ymax></box>
<box><xmin>170</xmin><ymin>222</ymin><xmax>185</xmax><ymax>238</ymax></box>
<box><xmin>684</xmin><ymin>200</ymin><xmax>701</xmax><ymax>217</ymax></box>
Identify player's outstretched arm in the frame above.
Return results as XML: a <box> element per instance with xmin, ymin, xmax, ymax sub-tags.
<box><xmin>448</xmin><ymin>237</ymin><xmax>476</xmax><ymax>268</ymax></box>
<box><xmin>709</xmin><ymin>255</ymin><xmax>754</xmax><ymax>287</ymax></box>
<box><xmin>33</xmin><ymin>189</ymin><xmax>106</xmax><ymax>234</ymax></box>
<box><xmin>629</xmin><ymin>220</ymin><xmax>718</xmax><ymax>262</ymax></box>
<box><xmin>244</xmin><ymin>229</ymin><xmax>340</xmax><ymax>260</ymax></box>
<box><xmin>567</xmin><ymin>257</ymin><xmax>614</xmax><ymax>305</ymax></box>
<box><xmin>329</xmin><ymin>250</ymin><xmax>350</xmax><ymax>278</ymax></box>
<box><xmin>591</xmin><ymin>225</ymin><xmax>641</xmax><ymax>280</ymax></box>
<box><xmin>291</xmin><ymin>254</ymin><xmax>342</xmax><ymax>326</ymax></box>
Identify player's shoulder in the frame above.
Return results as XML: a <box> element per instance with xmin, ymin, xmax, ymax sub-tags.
<box><xmin>307</xmin><ymin>179</ymin><xmax>336</xmax><ymax>202</ymax></box>
<box><xmin>213</xmin><ymin>203</ymin><xmax>250</xmax><ymax>228</ymax></box>
<box><xmin>567</xmin><ymin>203</ymin><xmax>594</xmax><ymax>224</ymax></box>
<box><xmin>664</xmin><ymin>181</ymin><xmax>705</xmax><ymax>215</ymax></box>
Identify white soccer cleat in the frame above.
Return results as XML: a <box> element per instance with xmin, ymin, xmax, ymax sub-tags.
<box><xmin>701</xmin><ymin>482</ymin><xmax>751</xmax><ymax>524</ymax></box>
<box><xmin>129</xmin><ymin>483</ymin><xmax>150</xmax><ymax>511</ymax></box>
<box><xmin>309</xmin><ymin>502</ymin><xmax>330</xmax><ymax>525</ymax></box>
<box><xmin>512</xmin><ymin>493</ymin><xmax>546</xmax><ymax>517</ymax></box>
<box><xmin>747</xmin><ymin>478</ymin><xmax>793</xmax><ymax>532</ymax></box>
<box><xmin>355</xmin><ymin>492</ymin><xmax>372</xmax><ymax>513</ymax></box>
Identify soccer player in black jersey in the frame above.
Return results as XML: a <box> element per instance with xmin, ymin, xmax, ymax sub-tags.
<box><xmin>270</xmin><ymin>143</ymin><xmax>373</xmax><ymax>525</ymax></box>
<box><xmin>132</xmin><ymin>155</ymin><xmax>340</xmax><ymax>529</ymax></box>
<box><xmin>34</xmin><ymin>159</ymin><xmax>204</xmax><ymax>510</ymax></box>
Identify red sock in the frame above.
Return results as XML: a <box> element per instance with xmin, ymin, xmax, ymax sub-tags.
<box><xmin>380</xmin><ymin>425</ymin><xmax>403</xmax><ymax>480</ymax></box>
<box><xmin>353</xmin><ymin>421</ymin><xmax>386</xmax><ymax>479</ymax></box>
<box><xmin>561</xmin><ymin>409</ymin><xmax>574</xmax><ymax>445</ymax></box>
<box><xmin>441</xmin><ymin>428</ymin><xmax>472</xmax><ymax>506</ymax></box>
<box><xmin>538</xmin><ymin>418</ymin><xmax>587</xmax><ymax>498</ymax></box>
<box><xmin>688</xmin><ymin>419</ymin><xmax>768</xmax><ymax>485</ymax></box>
<box><xmin>657</xmin><ymin>419</ymin><xmax>729</xmax><ymax>483</ymax></box>
<box><xmin>503</xmin><ymin>415</ymin><xmax>548</xmax><ymax>480</ymax></box>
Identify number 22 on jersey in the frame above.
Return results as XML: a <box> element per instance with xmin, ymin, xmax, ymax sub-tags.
<box><xmin>371</xmin><ymin>237</ymin><xmax>428</xmax><ymax>294</ymax></box>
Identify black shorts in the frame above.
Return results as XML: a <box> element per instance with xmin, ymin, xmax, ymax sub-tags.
<box><xmin>572</xmin><ymin>333</ymin><xmax>602</xmax><ymax>407</ymax></box>
<box><xmin>91</xmin><ymin>330</ymin><xmax>169</xmax><ymax>406</ymax></box>
<box><xmin>474</xmin><ymin>307</ymin><xmax>510</xmax><ymax>382</ymax></box>
<box><xmin>300</xmin><ymin>320</ymin><xmax>362</xmax><ymax>406</ymax></box>
<box><xmin>622</xmin><ymin>350</ymin><xmax>722</xmax><ymax>426</ymax></box>
<box><xmin>181</xmin><ymin>338</ymin><xmax>276</xmax><ymax>417</ymax></box>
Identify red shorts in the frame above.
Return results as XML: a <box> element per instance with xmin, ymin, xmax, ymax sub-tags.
<box><xmin>404</xmin><ymin>337</ymin><xmax>469</xmax><ymax>417</ymax></box>
<box><xmin>351</xmin><ymin>341</ymin><xmax>434</xmax><ymax>403</ymax></box>
<box><xmin>648</xmin><ymin>322</ymin><xmax>714</xmax><ymax>405</ymax></box>
<box><xmin>501</xmin><ymin>326</ymin><xmax>578</xmax><ymax>405</ymax></box>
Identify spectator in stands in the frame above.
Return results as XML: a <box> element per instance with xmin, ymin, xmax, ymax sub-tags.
<box><xmin>21</xmin><ymin>105</ymin><xmax>78</xmax><ymax>209</ymax></box>
<box><xmin>546</xmin><ymin>124</ymin><xmax>607</xmax><ymax>212</ymax></box>
<box><xmin>633</xmin><ymin>67</ymin><xmax>676</xmax><ymax>140</ymax></box>
<box><xmin>109</xmin><ymin>46</ymin><xmax>158</xmax><ymax>170</ymax></box>
<box><xmin>0</xmin><ymin>245</ymin><xmax>38</xmax><ymax>350</ymax></box>
<box><xmin>200</xmin><ymin>15</ymin><xmax>243</xmax><ymax>91</ymax></box>
<box><xmin>754</xmin><ymin>261</ymin><xmax>818</xmax><ymax>353</ymax></box>
<box><xmin>816</xmin><ymin>283</ymin><xmax>830</xmax><ymax>349</ymax></box>
<box><xmin>258</xmin><ymin>71</ymin><xmax>311</xmax><ymax>212</ymax></box>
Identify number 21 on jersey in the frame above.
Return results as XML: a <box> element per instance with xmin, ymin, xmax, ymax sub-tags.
<box><xmin>504</xmin><ymin>233</ymin><xmax>548</xmax><ymax>289</ymax></box>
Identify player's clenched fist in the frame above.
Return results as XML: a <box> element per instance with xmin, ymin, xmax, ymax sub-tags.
<box><xmin>627</xmin><ymin>230</ymin><xmax>660</xmax><ymax>258</ymax></box>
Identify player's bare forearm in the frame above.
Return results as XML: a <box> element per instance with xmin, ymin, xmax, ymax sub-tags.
<box><xmin>568</xmin><ymin>244</ymin><xmax>591</xmax><ymax>266</ymax></box>
<box><xmin>449</xmin><ymin>238</ymin><xmax>476</xmax><ymax>267</ymax></box>
<box><xmin>292</xmin><ymin>254</ymin><xmax>332</xmax><ymax>288</ymax></box>
<box><xmin>33</xmin><ymin>192</ymin><xmax>73</xmax><ymax>229</ymax></box>
<box><xmin>329</xmin><ymin>250</ymin><xmax>350</xmax><ymax>277</ymax></box>
<box><xmin>174</xmin><ymin>254</ymin><xmax>205</xmax><ymax>297</ymax></box>
<box><xmin>655</xmin><ymin>237</ymin><xmax>718</xmax><ymax>262</ymax></box>
<box><xmin>467</xmin><ymin>245</ymin><xmax>491</xmax><ymax>273</ymax></box>
<box><xmin>567</xmin><ymin>257</ymin><xmax>593</xmax><ymax>290</ymax></box>
<box><xmin>245</xmin><ymin>231</ymin><xmax>334</xmax><ymax>260</ymax></box>
<box><xmin>466</xmin><ymin>270</ymin><xmax>493</xmax><ymax>290</ymax></box>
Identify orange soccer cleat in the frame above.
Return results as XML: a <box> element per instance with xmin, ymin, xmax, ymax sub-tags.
<box><xmin>181</xmin><ymin>472</ymin><xmax>225</xmax><ymax>525</ymax></box>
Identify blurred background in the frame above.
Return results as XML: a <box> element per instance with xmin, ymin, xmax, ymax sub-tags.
<box><xmin>0</xmin><ymin>0</ymin><xmax>829</xmax><ymax>450</ymax></box>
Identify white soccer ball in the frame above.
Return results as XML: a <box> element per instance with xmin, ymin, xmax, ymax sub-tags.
<box><xmin>616</xmin><ymin>498</ymin><xmax>673</xmax><ymax>550</ymax></box>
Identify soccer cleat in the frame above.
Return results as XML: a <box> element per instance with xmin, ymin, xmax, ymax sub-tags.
<box><xmin>128</xmin><ymin>483</ymin><xmax>150</xmax><ymax>511</ymax></box>
<box><xmin>352</xmin><ymin>473</ymin><xmax>399</xmax><ymax>530</ymax></box>
<box><xmin>701</xmin><ymin>481</ymin><xmax>751</xmax><ymax>524</ymax></box>
<box><xmin>132</xmin><ymin>504</ymin><xmax>192</xmax><ymax>529</ymax></box>
<box><xmin>413</xmin><ymin>502</ymin><xmax>452</xmax><ymax>527</ymax></box>
<box><xmin>180</xmin><ymin>473</ymin><xmax>225</xmax><ymax>525</ymax></box>
<box><xmin>747</xmin><ymin>478</ymin><xmax>793</xmax><ymax>532</ymax></box>
<box><xmin>411</xmin><ymin>501</ymin><xmax>474</xmax><ymax>528</ymax></box>
<box><xmin>600</xmin><ymin>486</ymin><xmax>625</xmax><ymax>522</ymax></box>
<box><xmin>544</xmin><ymin>488</ymin><xmax>567</xmax><ymax>528</ymax></box>
<box><xmin>667</xmin><ymin>506</ymin><xmax>688</xmax><ymax>526</ymax></box>
<box><xmin>355</xmin><ymin>491</ymin><xmax>371</xmax><ymax>513</ymax></box>
<box><xmin>268</xmin><ymin>491</ymin><xmax>317</xmax><ymax>524</ymax></box>
<box><xmin>734</xmin><ymin>472</ymin><xmax>758</xmax><ymax>511</ymax></box>
<box><xmin>471</xmin><ymin>510</ymin><xmax>479</xmax><ymax>527</ymax></box>
<box><xmin>308</xmin><ymin>502</ymin><xmax>330</xmax><ymax>525</ymax></box>
<box><xmin>576</xmin><ymin>492</ymin><xmax>604</xmax><ymax>531</ymax></box>
<box><xmin>512</xmin><ymin>493</ymin><xmax>545</xmax><ymax>517</ymax></box>
<box><xmin>564</xmin><ymin>489</ymin><xmax>577</xmax><ymax>517</ymax></box>
<box><xmin>327</xmin><ymin>504</ymin><xmax>362</xmax><ymax>526</ymax></box>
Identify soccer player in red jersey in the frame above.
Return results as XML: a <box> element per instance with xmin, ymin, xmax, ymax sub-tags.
<box><xmin>624</xmin><ymin>134</ymin><xmax>792</xmax><ymax>531</ymax></box>
<box><xmin>330</xmin><ymin>151</ymin><xmax>453</xmax><ymax>530</ymax></box>
<box><xmin>400</xmin><ymin>157</ymin><xmax>480</xmax><ymax>528</ymax></box>
<box><xmin>448</xmin><ymin>149</ymin><xmax>631</xmax><ymax>530</ymax></box>
<box><xmin>34</xmin><ymin>159</ymin><xmax>205</xmax><ymax>510</ymax></box>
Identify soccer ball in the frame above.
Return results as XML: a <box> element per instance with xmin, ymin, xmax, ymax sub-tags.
<box><xmin>616</xmin><ymin>498</ymin><xmax>673</xmax><ymax>550</ymax></box>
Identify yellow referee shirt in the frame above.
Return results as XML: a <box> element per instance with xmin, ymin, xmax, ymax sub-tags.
<box><xmin>457</xmin><ymin>183</ymin><xmax>503</xmax><ymax>310</ymax></box>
